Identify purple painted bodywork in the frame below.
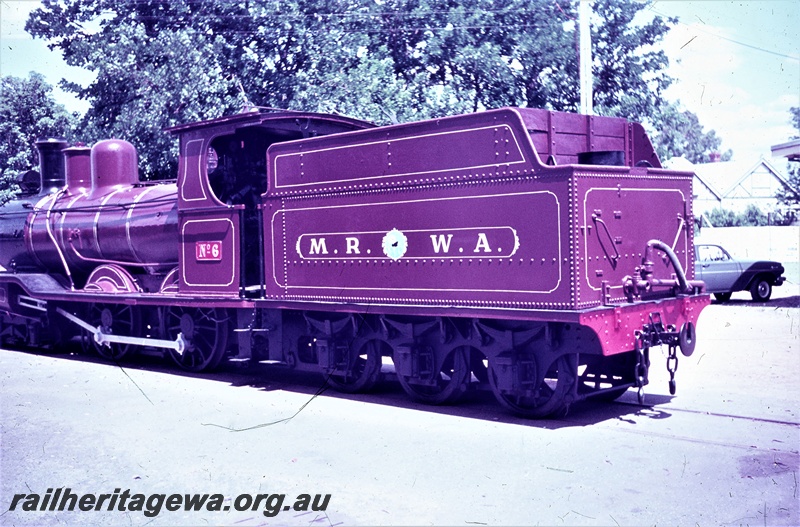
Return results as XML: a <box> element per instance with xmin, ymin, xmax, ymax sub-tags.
<box><xmin>2</xmin><ymin>107</ymin><xmax>709</xmax><ymax>360</ymax></box>
<box><xmin>25</xmin><ymin>140</ymin><xmax>178</xmax><ymax>279</ymax></box>
<box><xmin>169</xmin><ymin>110</ymin><xmax>375</xmax><ymax>296</ymax></box>
<box><xmin>264</xmin><ymin>108</ymin><xmax>694</xmax><ymax>311</ymax></box>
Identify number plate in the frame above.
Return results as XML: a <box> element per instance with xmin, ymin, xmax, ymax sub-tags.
<box><xmin>195</xmin><ymin>241</ymin><xmax>222</xmax><ymax>261</ymax></box>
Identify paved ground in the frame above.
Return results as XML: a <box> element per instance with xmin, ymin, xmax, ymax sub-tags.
<box><xmin>1</xmin><ymin>299</ymin><xmax>798</xmax><ymax>526</ymax></box>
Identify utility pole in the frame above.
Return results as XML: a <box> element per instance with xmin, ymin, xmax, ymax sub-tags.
<box><xmin>579</xmin><ymin>0</ymin><xmax>593</xmax><ymax>115</ymax></box>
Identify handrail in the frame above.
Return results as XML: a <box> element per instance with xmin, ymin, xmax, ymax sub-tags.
<box><xmin>44</xmin><ymin>188</ymin><xmax>75</xmax><ymax>291</ymax></box>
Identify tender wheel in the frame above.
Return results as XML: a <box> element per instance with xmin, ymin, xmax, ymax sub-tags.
<box><xmin>163</xmin><ymin>307</ymin><xmax>229</xmax><ymax>372</ymax></box>
<box><xmin>489</xmin><ymin>354</ymin><xmax>575</xmax><ymax>418</ymax></box>
<box><xmin>578</xmin><ymin>352</ymin><xmax>637</xmax><ymax>402</ymax></box>
<box><xmin>395</xmin><ymin>345</ymin><xmax>470</xmax><ymax>405</ymax></box>
<box><xmin>713</xmin><ymin>292</ymin><xmax>732</xmax><ymax>303</ymax></box>
<box><xmin>324</xmin><ymin>338</ymin><xmax>385</xmax><ymax>393</ymax></box>
<box><xmin>750</xmin><ymin>277</ymin><xmax>772</xmax><ymax>302</ymax></box>
<box><xmin>84</xmin><ymin>303</ymin><xmax>140</xmax><ymax>361</ymax></box>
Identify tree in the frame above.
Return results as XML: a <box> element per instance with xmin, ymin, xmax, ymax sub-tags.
<box><xmin>651</xmin><ymin>101</ymin><xmax>731</xmax><ymax>163</ymax></box>
<box><xmin>285</xmin><ymin>0</ymin><xmax>575</xmax><ymax>120</ymax></box>
<box><xmin>705</xmin><ymin>207</ymin><xmax>740</xmax><ymax>228</ymax></box>
<box><xmin>25</xmin><ymin>0</ymin><xmax>686</xmax><ymax>176</ymax></box>
<box><xmin>591</xmin><ymin>0</ymin><xmax>674</xmax><ymax>122</ymax></box>
<box><xmin>26</xmin><ymin>0</ymin><xmax>246</xmax><ymax>180</ymax></box>
<box><xmin>364</xmin><ymin>0</ymin><xmax>578</xmax><ymax>113</ymax></box>
<box><xmin>0</xmin><ymin>73</ymin><xmax>77</xmax><ymax>205</ymax></box>
<box><xmin>322</xmin><ymin>0</ymin><xmax>675</xmax><ymax>119</ymax></box>
<box><xmin>705</xmin><ymin>205</ymin><xmax>792</xmax><ymax>227</ymax></box>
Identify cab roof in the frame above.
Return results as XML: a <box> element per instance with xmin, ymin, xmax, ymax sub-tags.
<box><xmin>165</xmin><ymin>107</ymin><xmax>376</xmax><ymax>136</ymax></box>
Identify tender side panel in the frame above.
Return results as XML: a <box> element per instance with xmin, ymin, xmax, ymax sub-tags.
<box><xmin>575</xmin><ymin>169</ymin><xmax>695</xmax><ymax>308</ymax></box>
<box><xmin>517</xmin><ymin>109</ymin><xmax>661</xmax><ymax>169</ymax></box>
<box><xmin>518</xmin><ymin>110</ymin><xmax>627</xmax><ymax>165</ymax></box>
<box><xmin>266</xmin><ymin>108</ymin><xmax>541</xmax><ymax>196</ymax></box>
<box><xmin>264</xmin><ymin>178</ymin><xmax>574</xmax><ymax>309</ymax></box>
<box><xmin>628</xmin><ymin>122</ymin><xmax>662</xmax><ymax>169</ymax></box>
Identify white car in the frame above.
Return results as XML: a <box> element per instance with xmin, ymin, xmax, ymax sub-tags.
<box><xmin>694</xmin><ymin>244</ymin><xmax>786</xmax><ymax>302</ymax></box>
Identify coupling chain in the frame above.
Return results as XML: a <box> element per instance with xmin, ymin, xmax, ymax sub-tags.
<box><xmin>633</xmin><ymin>332</ymin><xmax>649</xmax><ymax>404</ymax></box>
<box><xmin>666</xmin><ymin>344</ymin><xmax>679</xmax><ymax>395</ymax></box>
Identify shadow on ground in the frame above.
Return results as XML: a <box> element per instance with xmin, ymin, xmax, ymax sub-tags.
<box><xmin>7</xmin><ymin>345</ymin><xmax>675</xmax><ymax>431</ymax></box>
<box><xmin>713</xmin><ymin>295</ymin><xmax>799</xmax><ymax>308</ymax></box>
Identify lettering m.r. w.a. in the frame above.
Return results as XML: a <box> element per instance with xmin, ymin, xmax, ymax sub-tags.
<box><xmin>304</xmin><ymin>232</ymin><xmax>494</xmax><ymax>257</ymax></box>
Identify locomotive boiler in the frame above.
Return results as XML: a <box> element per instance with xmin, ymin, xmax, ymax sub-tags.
<box><xmin>0</xmin><ymin>107</ymin><xmax>709</xmax><ymax>418</ymax></box>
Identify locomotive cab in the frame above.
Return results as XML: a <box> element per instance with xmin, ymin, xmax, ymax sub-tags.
<box><xmin>166</xmin><ymin>109</ymin><xmax>375</xmax><ymax>297</ymax></box>
<box><xmin>207</xmin><ymin>127</ymin><xmax>284</xmax><ymax>207</ymax></box>
<box><xmin>206</xmin><ymin>127</ymin><xmax>297</xmax><ymax>291</ymax></box>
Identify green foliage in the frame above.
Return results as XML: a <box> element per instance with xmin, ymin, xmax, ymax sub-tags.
<box><xmin>591</xmin><ymin>0</ymin><xmax>674</xmax><ymax>122</ymax></box>
<box><xmin>790</xmin><ymin>107</ymin><xmax>800</xmax><ymax>137</ymax></box>
<box><xmin>741</xmin><ymin>204</ymin><xmax>768</xmax><ymax>226</ymax></box>
<box><xmin>27</xmin><ymin>1</ymin><xmax>244</xmax><ymax>179</ymax></box>
<box><xmin>24</xmin><ymin>0</ymin><xmax>690</xmax><ymax>177</ymax></box>
<box><xmin>650</xmin><ymin>101</ymin><xmax>731</xmax><ymax>163</ymax></box>
<box><xmin>704</xmin><ymin>208</ymin><xmax>739</xmax><ymax>227</ymax></box>
<box><xmin>705</xmin><ymin>205</ymin><xmax>793</xmax><ymax>227</ymax></box>
<box><xmin>0</xmin><ymin>73</ymin><xmax>77</xmax><ymax>204</ymax></box>
<box><xmin>352</xmin><ymin>0</ymin><xmax>580</xmax><ymax>115</ymax></box>
<box><xmin>776</xmin><ymin>163</ymin><xmax>800</xmax><ymax>207</ymax></box>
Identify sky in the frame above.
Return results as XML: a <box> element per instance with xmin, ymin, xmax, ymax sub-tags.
<box><xmin>0</xmin><ymin>0</ymin><xmax>798</xmax><ymax>165</ymax></box>
<box><xmin>650</xmin><ymin>0</ymin><xmax>799</xmax><ymax>163</ymax></box>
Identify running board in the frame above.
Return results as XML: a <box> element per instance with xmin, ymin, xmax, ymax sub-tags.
<box><xmin>56</xmin><ymin>307</ymin><xmax>186</xmax><ymax>355</ymax></box>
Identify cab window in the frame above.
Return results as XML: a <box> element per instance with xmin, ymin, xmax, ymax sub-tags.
<box><xmin>206</xmin><ymin>126</ymin><xmax>303</xmax><ymax>207</ymax></box>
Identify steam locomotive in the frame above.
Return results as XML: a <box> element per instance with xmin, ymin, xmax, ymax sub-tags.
<box><xmin>0</xmin><ymin>107</ymin><xmax>709</xmax><ymax>417</ymax></box>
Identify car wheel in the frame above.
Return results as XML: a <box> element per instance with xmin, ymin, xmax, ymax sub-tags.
<box><xmin>750</xmin><ymin>277</ymin><xmax>772</xmax><ymax>302</ymax></box>
<box><xmin>713</xmin><ymin>292</ymin><xmax>732</xmax><ymax>303</ymax></box>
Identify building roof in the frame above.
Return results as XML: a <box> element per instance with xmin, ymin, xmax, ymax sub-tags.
<box><xmin>771</xmin><ymin>138</ymin><xmax>800</xmax><ymax>161</ymax></box>
<box><xmin>663</xmin><ymin>156</ymin><xmax>791</xmax><ymax>199</ymax></box>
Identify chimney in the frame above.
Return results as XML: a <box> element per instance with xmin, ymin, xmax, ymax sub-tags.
<box><xmin>35</xmin><ymin>137</ymin><xmax>69</xmax><ymax>195</ymax></box>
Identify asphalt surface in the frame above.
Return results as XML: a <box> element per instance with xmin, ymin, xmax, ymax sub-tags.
<box><xmin>1</xmin><ymin>298</ymin><xmax>798</xmax><ymax>526</ymax></box>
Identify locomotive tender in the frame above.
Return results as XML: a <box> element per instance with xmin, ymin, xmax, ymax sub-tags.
<box><xmin>0</xmin><ymin>107</ymin><xmax>709</xmax><ymax>417</ymax></box>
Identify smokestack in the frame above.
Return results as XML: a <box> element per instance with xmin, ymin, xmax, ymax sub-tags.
<box><xmin>35</xmin><ymin>137</ymin><xmax>69</xmax><ymax>195</ymax></box>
